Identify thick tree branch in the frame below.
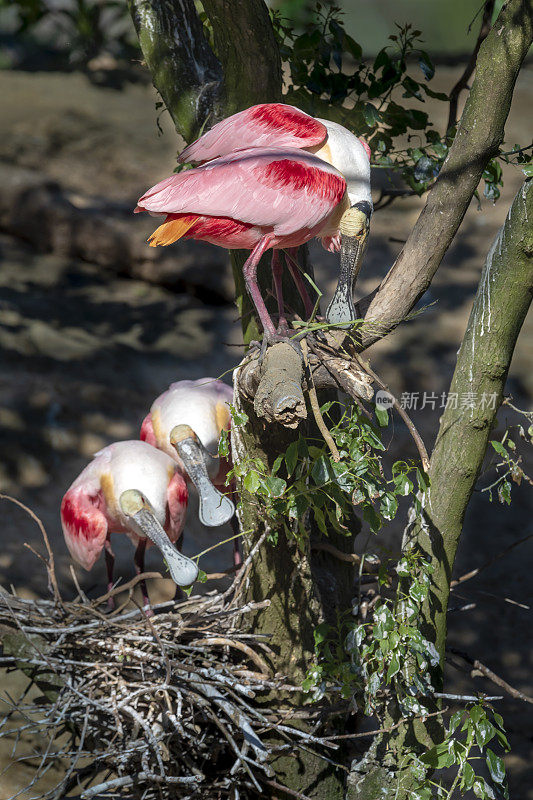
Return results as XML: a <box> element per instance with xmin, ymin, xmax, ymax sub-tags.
<box><xmin>202</xmin><ymin>0</ymin><xmax>283</xmax><ymax>113</ymax></box>
<box><xmin>360</xmin><ymin>0</ymin><xmax>533</xmax><ymax>349</ymax></box>
<box><xmin>407</xmin><ymin>179</ymin><xmax>533</xmax><ymax>665</ymax></box>
<box><xmin>127</xmin><ymin>0</ymin><xmax>223</xmax><ymax>142</ymax></box>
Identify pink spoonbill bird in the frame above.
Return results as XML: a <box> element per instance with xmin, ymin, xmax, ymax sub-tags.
<box><xmin>60</xmin><ymin>440</ymin><xmax>198</xmax><ymax>609</ymax></box>
<box><xmin>140</xmin><ymin>378</ymin><xmax>235</xmax><ymax>530</ymax></box>
<box><xmin>135</xmin><ymin>103</ymin><xmax>372</xmax><ymax>336</ymax></box>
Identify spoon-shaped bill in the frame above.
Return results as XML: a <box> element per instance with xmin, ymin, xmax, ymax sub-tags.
<box><xmin>120</xmin><ymin>489</ymin><xmax>199</xmax><ymax>586</ymax></box>
<box><xmin>326</xmin><ymin>204</ymin><xmax>370</xmax><ymax>328</ymax></box>
<box><xmin>326</xmin><ymin>234</ymin><xmax>366</xmax><ymax>327</ymax></box>
<box><xmin>170</xmin><ymin>425</ymin><xmax>235</xmax><ymax>528</ymax></box>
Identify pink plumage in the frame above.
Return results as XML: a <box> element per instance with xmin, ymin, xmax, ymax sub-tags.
<box><xmin>136</xmin><ymin>103</ymin><xmax>372</xmax><ymax>338</ymax></box>
<box><xmin>179</xmin><ymin>103</ymin><xmax>328</xmax><ymax>164</ymax></box>
<box><xmin>140</xmin><ymin>378</ymin><xmax>240</xmax><ymax>565</ymax></box>
<box><xmin>136</xmin><ymin>148</ymin><xmax>347</xmax><ymax>251</ymax></box>
<box><xmin>60</xmin><ymin>441</ymin><xmax>187</xmax><ymax>573</ymax></box>
<box><xmin>140</xmin><ymin>378</ymin><xmax>233</xmax><ymax>487</ymax></box>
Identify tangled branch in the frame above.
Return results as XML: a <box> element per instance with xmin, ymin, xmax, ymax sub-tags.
<box><xmin>0</xmin><ymin>555</ymin><xmax>338</xmax><ymax>800</ymax></box>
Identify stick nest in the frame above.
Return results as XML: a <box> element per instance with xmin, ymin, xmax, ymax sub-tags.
<box><xmin>0</xmin><ymin>538</ymin><xmax>334</xmax><ymax>800</ymax></box>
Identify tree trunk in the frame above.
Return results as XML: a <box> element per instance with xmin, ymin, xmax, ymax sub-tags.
<box><xmin>410</xmin><ymin>178</ymin><xmax>533</xmax><ymax>665</ymax></box>
<box><xmin>348</xmin><ymin>178</ymin><xmax>533</xmax><ymax>800</ymax></box>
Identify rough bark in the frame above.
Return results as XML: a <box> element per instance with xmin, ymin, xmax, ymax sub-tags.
<box><xmin>231</xmin><ymin>360</ymin><xmax>352</xmax><ymax>800</ymax></box>
<box><xmin>410</xmin><ymin>179</ymin><xmax>533</xmax><ymax>664</ymax></box>
<box><xmin>127</xmin><ymin>0</ymin><xmax>224</xmax><ymax>142</ymax></box>
<box><xmin>359</xmin><ymin>0</ymin><xmax>533</xmax><ymax>349</ymax></box>
<box><xmin>201</xmin><ymin>0</ymin><xmax>283</xmax><ymax>113</ymax></box>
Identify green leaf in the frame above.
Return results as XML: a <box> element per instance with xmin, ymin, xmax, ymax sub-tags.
<box><xmin>363</xmin><ymin>505</ymin><xmax>382</xmax><ymax>532</ymax></box>
<box><xmin>497</xmin><ymin>480</ymin><xmax>512</xmax><ymax>505</ymax></box>
<box><xmin>344</xmin><ymin>33</ymin><xmax>362</xmax><ymax>60</ymax></box>
<box><xmin>218</xmin><ymin>430</ymin><xmax>230</xmax><ymax>458</ymax></box>
<box><xmin>402</xmin><ymin>75</ymin><xmax>423</xmax><ymax>100</ymax></box>
<box><xmin>394</xmin><ymin>473</ymin><xmax>413</xmax><ymax>496</ymax></box>
<box><xmin>363</xmin><ymin>103</ymin><xmax>381</xmax><ymax>127</ymax></box>
<box><xmin>475</xmin><ymin>718</ymin><xmax>496</xmax><ymax>749</ymax></box>
<box><xmin>380</xmin><ymin>493</ymin><xmax>398</xmax><ymax>521</ymax></box>
<box><xmin>272</xmin><ymin>455</ymin><xmax>283</xmax><ymax>475</ymax></box>
<box><xmin>490</xmin><ymin>437</ymin><xmax>508</xmax><ymax>458</ymax></box>
<box><xmin>418</xmin><ymin>50</ymin><xmax>435</xmax><ymax>80</ymax></box>
<box><xmin>411</xmin><ymin>788</ymin><xmax>432</xmax><ymax>800</ymax></box>
<box><xmin>486</xmin><ymin>748</ymin><xmax>506</xmax><ymax>784</ymax></box>
<box><xmin>495</xmin><ymin>728</ymin><xmax>510</xmax><ymax>751</ymax></box>
<box><xmin>447</xmin><ymin>710</ymin><xmax>463</xmax><ymax>735</ymax></box>
<box><xmin>521</xmin><ymin>161</ymin><xmax>533</xmax><ymax>177</ymax></box>
<box><xmin>314</xmin><ymin>622</ymin><xmax>330</xmax><ymax>646</ymax></box>
<box><xmin>243</xmin><ymin>471</ymin><xmax>260</xmax><ymax>493</ymax></box>
<box><xmin>409</xmin><ymin>580</ymin><xmax>428</xmax><ymax>603</ymax></box>
<box><xmin>313</xmin><ymin>506</ymin><xmax>328</xmax><ymax>535</ymax></box>
<box><xmin>416</xmin><ymin>467</ymin><xmax>430</xmax><ymax>492</ymax></box>
<box><xmin>461</xmin><ymin>761</ymin><xmax>476</xmax><ymax>791</ymax></box>
<box><xmin>375</xmin><ymin>404</ymin><xmax>389</xmax><ymax>427</ymax></box>
<box><xmin>473</xmin><ymin>778</ymin><xmax>496</xmax><ymax>799</ymax></box>
<box><xmin>373</xmin><ymin>48</ymin><xmax>390</xmax><ymax>72</ymax></box>
<box><xmin>230</xmin><ymin>405</ymin><xmax>248</xmax><ymax>426</ymax></box>
<box><xmin>386</xmin><ymin>654</ymin><xmax>400</xmax><ymax>683</ymax></box>
<box><xmin>420</xmin><ymin>744</ymin><xmax>454</xmax><ymax>769</ymax></box>
<box><xmin>260</xmin><ymin>475</ymin><xmax>287</xmax><ymax>497</ymax></box>
<box><xmin>312</xmin><ymin>455</ymin><xmax>335</xmax><ymax>485</ymax></box>
<box><xmin>367</xmin><ymin>670</ymin><xmax>380</xmax><ymax>695</ymax></box>
<box><xmin>285</xmin><ymin>440</ymin><xmax>299</xmax><ymax>475</ymax></box>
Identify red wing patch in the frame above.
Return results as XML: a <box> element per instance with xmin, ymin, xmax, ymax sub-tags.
<box><xmin>166</xmin><ymin>472</ymin><xmax>188</xmax><ymax>543</ymax></box>
<box><xmin>140</xmin><ymin>413</ymin><xmax>156</xmax><ymax>446</ymax></box>
<box><xmin>61</xmin><ymin>490</ymin><xmax>108</xmax><ymax>571</ymax></box>
<box><xmin>259</xmin><ymin>160</ymin><xmax>346</xmax><ymax>204</ymax></box>
<box><xmin>358</xmin><ymin>138</ymin><xmax>372</xmax><ymax>160</ymax></box>
<box><xmin>249</xmin><ymin>104</ymin><xmax>327</xmax><ymax>145</ymax></box>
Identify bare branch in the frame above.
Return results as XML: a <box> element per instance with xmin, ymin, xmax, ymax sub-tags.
<box><xmin>360</xmin><ymin>0</ymin><xmax>533</xmax><ymax>349</ymax></box>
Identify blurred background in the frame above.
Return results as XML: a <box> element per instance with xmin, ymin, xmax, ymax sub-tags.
<box><xmin>0</xmin><ymin>1</ymin><xmax>531</xmax><ymax>797</ymax></box>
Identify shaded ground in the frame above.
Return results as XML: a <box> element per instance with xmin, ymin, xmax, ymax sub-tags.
<box><xmin>0</xmin><ymin>65</ymin><xmax>532</xmax><ymax>798</ymax></box>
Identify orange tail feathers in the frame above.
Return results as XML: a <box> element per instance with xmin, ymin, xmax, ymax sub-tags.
<box><xmin>148</xmin><ymin>215</ymin><xmax>198</xmax><ymax>247</ymax></box>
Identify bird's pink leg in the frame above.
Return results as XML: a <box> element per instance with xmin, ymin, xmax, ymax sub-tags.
<box><xmin>134</xmin><ymin>538</ymin><xmax>151</xmax><ymax>614</ymax></box>
<box><xmin>285</xmin><ymin>248</ymin><xmax>315</xmax><ymax>320</ymax></box>
<box><xmin>104</xmin><ymin>535</ymin><xmax>115</xmax><ymax>611</ymax></box>
<box><xmin>242</xmin><ymin>235</ymin><xmax>277</xmax><ymax>339</ymax></box>
<box><xmin>271</xmin><ymin>250</ymin><xmax>289</xmax><ymax>335</ymax></box>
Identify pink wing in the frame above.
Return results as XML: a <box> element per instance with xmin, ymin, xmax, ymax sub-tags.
<box><xmin>166</xmin><ymin>472</ymin><xmax>188</xmax><ymax>544</ymax></box>
<box><xmin>179</xmin><ymin>104</ymin><xmax>327</xmax><ymax>164</ymax></box>
<box><xmin>140</xmin><ymin>413</ymin><xmax>156</xmax><ymax>446</ymax></box>
<box><xmin>61</xmin><ymin>489</ymin><xmax>108</xmax><ymax>571</ymax></box>
<box><xmin>137</xmin><ymin>148</ymin><xmax>346</xmax><ymax>238</ymax></box>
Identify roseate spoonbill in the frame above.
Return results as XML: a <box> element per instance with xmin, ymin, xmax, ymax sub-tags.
<box><xmin>140</xmin><ymin>378</ymin><xmax>239</xmax><ymax>562</ymax></box>
<box><xmin>60</xmin><ymin>440</ymin><xmax>198</xmax><ymax>609</ymax></box>
<box><xmin>135</xmin><ymin>103</ymin><xmax>372</xmax><ymax>334</ymax></box>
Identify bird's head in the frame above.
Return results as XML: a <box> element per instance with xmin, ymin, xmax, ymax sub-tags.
<box><xmin>169</xmin><ymin>424</ymin><xmax>234</xmax><ymax>528</ymax></box>
<box><xmin>339</xmin><ymin>200</ymin><xmax>371</xmax><ymax>246</ymax></box>
<box><xmin>119</xmin><ymin>488</ymin><xmax>198</xmax><ymax>587</ymax></box>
